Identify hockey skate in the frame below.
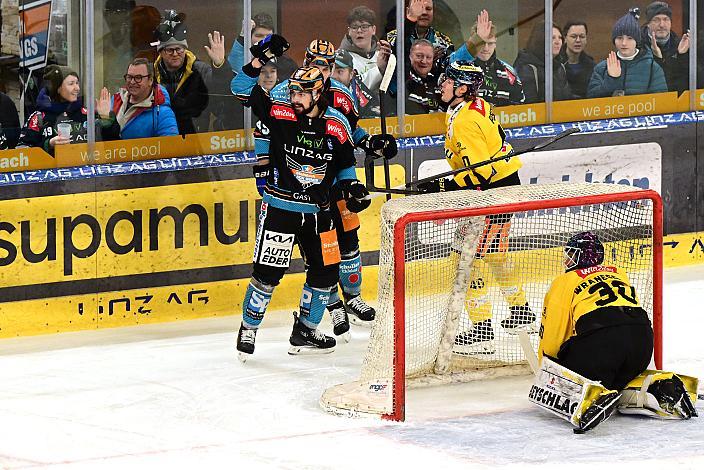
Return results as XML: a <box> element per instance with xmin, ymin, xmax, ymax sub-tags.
<box><xmin>343</xmin><ymin>293</ymin><xmax>376</xmax><ymax>326</ymax></box>
<box><xmin>454</xmin><ymin>319</ymin><xmax>495</xmax><ymax>355</ymax></box>
<box><xmin>500</xmin><ymin>303</ymin><xmax>537</xmax><ymax>333</ymax></box>
<box><xmin>576</xmin><ymin>390</ymin><xmax>621</xmax><ymax>433</ymax></box>
<box><xmin>236</xmin><ymin>323</ymin><xmax>258</xmax><ymax>363</ymax></box>
<box><xmin>327</xmin><ymin>300</ymin><xmax>351</xmax><ymax>343</ymax></box>
<box><xmin>289</xmin><ymin>313</ymin><xmax>336</xmax><ymax>355</ymax></box>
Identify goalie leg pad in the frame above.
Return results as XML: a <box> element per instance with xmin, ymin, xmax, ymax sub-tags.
<box><xmin>529</xmin><ymin>357</ymin><xmax>619</xmax><ymax>432</ymax></box>
<box><xmin>619</xmin><ymin>370</ymin><xmax>699</xmax><ymax>419</ymax></box>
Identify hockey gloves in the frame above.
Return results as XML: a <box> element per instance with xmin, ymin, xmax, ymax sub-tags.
<box><xmin>338</xmin><ymin>179</ymin><xmax>371</xmax><ymax>213</ymax></box>
<box><xmin>252</xmin><ymin>163</ymin><xmax>270</xmax><ymax>196</ymax></box>
<box><xmin>304</xmin><ymin>184</ymin><xmax>330</xmax><ymax>208</ymax></box>
<box><xmin>360</xmin><ymin>134</ymin><xmax>397</xmax><ymax>159</ymax></box>
<box><xmin>416</xmin><ymin>177</ymin><xmax>461</xmax><ymax>193</ymax></box>
<box><xmin>250</xmin><ymin>34</ymin><xmax>290</xmax><ymax>65</ymax></box>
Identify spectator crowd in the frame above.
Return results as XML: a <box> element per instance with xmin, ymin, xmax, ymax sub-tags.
<box><xmin>0</xmin><ymin>1</ymin><xmax>694</xmax><ymax>152</ymax></box>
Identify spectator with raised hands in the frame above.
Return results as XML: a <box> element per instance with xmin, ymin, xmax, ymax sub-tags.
<box><xmin>588</xmin><ymin>8</ymin><xmax>667</xmax><ymax>98</ymax></box>
<box><xmin>18</xmin><ymin>65</ymin><xmax>119</xmax><ymax>153</ymax></box>
<box><xmin>459</xmin><ymin>12</ymin><xmax>525</xmax><ymax>107</ymax></box>
<box><xmin>387</xmin><ymin>0</ymin><xmax>455</xmax><ymax>73</ymax></box>
<box><xmin>153</xmin><ymin>10</ymin><xmax>226</xmax><ymax>134</ymax></box>
<box><xmin>557</xmin><ymin>21</ymin><xmax>595</xmax><ymax>99</ymax></box>
<box><xmin>111</xmin><ymin>58</ymin><xmax>178</xmax><ymax>139</ymax></box>
<box><xmin>642</xmin><ymin>1</ymin><xmax>690</xmax><ymax>93</ymax></box>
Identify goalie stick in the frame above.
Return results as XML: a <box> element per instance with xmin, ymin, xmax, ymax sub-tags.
<box><xmin>407</xmin><ymin>127</ymin><xmax>580</xmax><ymax>188</ymax></box>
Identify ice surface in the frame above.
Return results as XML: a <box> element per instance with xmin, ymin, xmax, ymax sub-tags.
<box><xmin>0</xmin><ymin>266</ymin><xmax>702</xmax><ymax>469</ymax></box>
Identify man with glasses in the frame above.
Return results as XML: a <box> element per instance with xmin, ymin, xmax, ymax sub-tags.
<box><xmin>558</xmin><ymin>21</ymin><xmax>595</xmax><ymax>99</ymax></box>
<box><xmin>153</xmin><ymin>10</ymin><xmax>226</xmax><ymax>135</ymax></box>
<box><xmin>111</xmin><ymin>58</ymin><xmax>178</xmax><ymax>139</ymax></box>
<box><xmin>338</xmin><ymin>6</ymin><xmax>391</xmax><ymax>94</ymax></box>
<box><xmin>642</xmin><ymin>1</ymin><xmax>690</xmax><ymax>93</ymax></box>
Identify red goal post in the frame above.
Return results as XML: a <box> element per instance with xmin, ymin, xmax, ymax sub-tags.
<box><xmin>321</xmin><ymin>183</ymin><xmax>663</xmax><ymax>422</ymax></box>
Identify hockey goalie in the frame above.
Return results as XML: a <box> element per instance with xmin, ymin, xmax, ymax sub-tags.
<box><xmin>530</xmin><ymin>231</ymin><xmax>699</xmax><ymax>433</ymax></box>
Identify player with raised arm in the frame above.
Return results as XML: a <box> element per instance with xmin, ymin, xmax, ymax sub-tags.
<box><xmin>417</xmin><ymin>60</ymin><xmax>534</xmax><ymax>354</ymax></box>
<box><xmin>263</xmin><ymin>39</ymin><xmax>397</xmax><ymax>340</ymax></box>
<box><xmin>531</xmin><ymin>231</ymin><xmax>698</xmax><ymax>432</ymax></box>
<box><xmin>231</xmin><ymin>34</ymin><xmax>366</xmax><ymax>360</ymax></box>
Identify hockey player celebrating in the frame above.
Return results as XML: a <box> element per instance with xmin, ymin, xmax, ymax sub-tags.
<box><xmin>256</xmin><ymin>39</ymin><xmax>396</xmax><ymax>340</ymax></box>
<box><xmin>231</xmin><ymin>34</ymin><xmax>370</xmax><ymax>359</ymax></box>
<box><xmin>532</xmin><ymin>231</ymin><xmax>698</xmax><ymax>432</ymax></box>
<box><xmin>416</xmin><ymin>61</ymin><xmax>534</xmax><ymax>354</ymax></box>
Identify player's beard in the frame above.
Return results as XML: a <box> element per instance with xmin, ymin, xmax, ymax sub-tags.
<box><xmin>293</xmin><ymin>101</ymin><xmax>315</xmax><ymax>115</ymax></box>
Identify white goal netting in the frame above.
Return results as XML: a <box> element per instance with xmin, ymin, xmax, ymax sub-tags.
<box><xmin>321</xmin><ymin>183</ymin><xmax>661</xmax><ymax>420</ymax></box>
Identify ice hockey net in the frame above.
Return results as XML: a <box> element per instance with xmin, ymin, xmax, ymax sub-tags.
<box><xmin>321</xmin><ymin>182</ymin><xmax>662</xmax><ymax>421</ymax></box>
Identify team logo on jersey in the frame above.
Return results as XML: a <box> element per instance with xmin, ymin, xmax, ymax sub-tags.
<box><xmin>333</xmin><ymin>91</ymin><xmax>353</xmax><ymax>114</ymax></box>
<box><xmin>270</xmin><ymin>105</ymin><xmax>297</xmax><ymax>121</ymax></box>
<box><xmin>286</xmin><ymin>156</ymin><xmax>327</xmax><ymax>186</ymax></box>
<box><xmin>326</xmin><ymin>120</ymin><xmax>348</xmax><ymax>143</ymax></box>
<box><xmin>468</xmin><ymin>98</ymin><xmax>486</xmax><ymax>116</ymax></box>
<box><xmin>28</xmin><ymin>113</ymin><xmax>42</xmax><ymax>131</ymax></box>
<box><xmin>505</xmin><ymin>67</ymin><xmax>517</xmax><ymax>85</ymax></box>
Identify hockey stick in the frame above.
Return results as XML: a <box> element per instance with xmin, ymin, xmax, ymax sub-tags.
<box><xmin>378</xmin><ymin>53</ymin><xmax>397</xmax><ymax>201</ymax></box>
<box><xmin>407</xmin><ymin>127</ymin><xmax>580</xmax><ymax>188</ymax></box>
<box><xmin>518</xmin><ymin>330</ymin><xmax>539</xmax><ymax>375</ymax></box>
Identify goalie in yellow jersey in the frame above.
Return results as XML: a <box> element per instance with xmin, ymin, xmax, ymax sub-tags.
<box><xmin>417</xmin><ymin>60</ymin><xmax>535</xmax><ymax>354</ymax></box>
<box><xmin>532</xmin><ymin>231</ymin><xmax>698</xmax><ymax>432</ymax></box>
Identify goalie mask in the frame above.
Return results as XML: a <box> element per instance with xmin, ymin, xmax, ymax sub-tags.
<box><xmin>289</xmin><ymin>66</ymin><xmax>325</xmax><ymax>114</ymax></box>
<box><xmin>564</xmin><ymin>231</ymin><xmax>605</xmax><ymax>272</ymax></box>
<box><xmin>438</xmin><ymin>61</ymin><xmax>484</xmax><ymax>102</ymax></box>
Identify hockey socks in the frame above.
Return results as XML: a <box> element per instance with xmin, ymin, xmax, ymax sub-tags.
<box><xmin>299</xmin><ymin>283</ymin><xmax>332</xmax><ymax>329</ymax></box>
<box><xmin>242</xmin><ymin>278</ymin><xmax>275</xmax><ymax>329</ymax></box>
<box><xmin>339</xmin><ymin>252</ymin><xmax>362</xmax><ymax>297</ymax></box>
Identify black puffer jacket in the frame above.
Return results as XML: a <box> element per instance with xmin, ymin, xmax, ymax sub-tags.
<box><xmin>155</xmin><ymin>50</ymin><xmax>210</xmax><ymax>135</ymax></box>
<box><xmin>513</xmin><ymin>49</ymin><xmax>573</xmax><ymax>103</ymax></box>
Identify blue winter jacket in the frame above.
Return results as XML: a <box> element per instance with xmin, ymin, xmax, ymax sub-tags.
<box><xmin>587</xmin><ymin>48</ymin><xmax>667</xmax><ymax>98</ymax></box>
<box><xmin>111</xmin><ymin>85</ymin><xmax>178</xmax><ymax>139</ymax></box>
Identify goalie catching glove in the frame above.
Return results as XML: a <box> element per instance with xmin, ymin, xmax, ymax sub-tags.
<box><xmin>359</xmin><ymin>134</ymin><xmax>397</xmax><ymax>159</ymax></box>
<box><xmin>337</xmin><ymin>179</ymin><xmax>371</xmax><ymax>213</ymax></box>
<box><xmin>250</xmin><ymin>34</ymin><xmax>290</xmax><ymax>65</ymax></box>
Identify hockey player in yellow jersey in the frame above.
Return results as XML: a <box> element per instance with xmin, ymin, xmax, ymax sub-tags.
<box><xmin>531</xmin><ymin>232</ymin><xmax>697</xmax><ymax>432</ymax></box>
<box><xmin>417</xmin><ymin>60</ymin><xmax>535</xmax><ymax>354</ymax></box>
